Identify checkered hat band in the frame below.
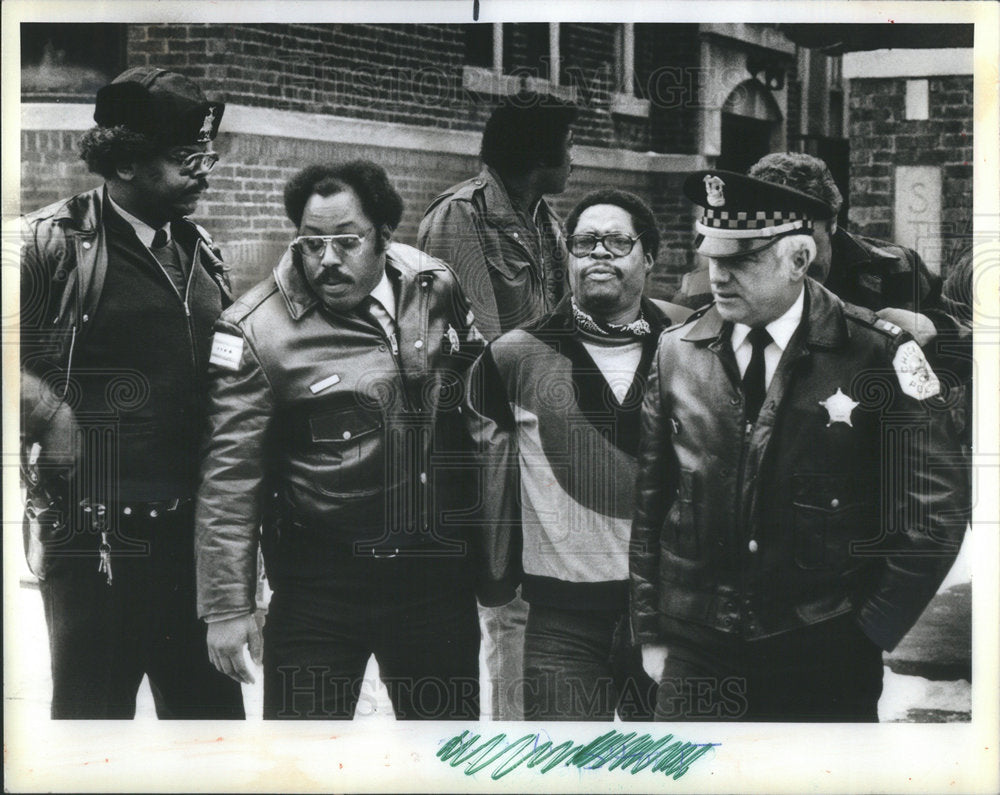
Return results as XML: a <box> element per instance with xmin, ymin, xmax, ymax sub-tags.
<box><xmin>702</xmin><ymin>208</ymin><xmax>810</xmax><ymax>228</ymax></box>
<box><xmin>695</xmin><ymin>218</ymin><xmax>812</xmax><ymax>239</ymax></box>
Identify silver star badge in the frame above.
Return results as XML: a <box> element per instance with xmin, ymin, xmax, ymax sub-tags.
<box><xmin>819</xmin><ymin>387</ymin><xmax>860</xmax><ymax>427</ymax></box>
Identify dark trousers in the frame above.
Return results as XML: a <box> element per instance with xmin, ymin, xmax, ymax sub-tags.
<box><xmin>262</xmin><ymin>552</ymin><xmax>480</xmax><ymax>720</ymax></box>
<box><xmin>654</xmin><ymin>613</ymin><xmax>884</xmax><ymax>722</ymax></box>
<box><xmin>523</xmin><ymin>604</ymin><xmax>656</xmax><ymax>721</ymax></box>
<box><xmin>39</xmin><ymin>506</ymin><xmax>244</xmax><ymax>719</ymax></box>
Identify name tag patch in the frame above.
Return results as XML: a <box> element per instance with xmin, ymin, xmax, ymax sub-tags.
<box><xmin>309</xmin><ymin>373</ymin><xmax>342</xmax><ymax>394</ymax></box>
<box><xmin>209</xmin><ymin>332</ymin><xmax>244</xmax><ymax>371</ymax></box>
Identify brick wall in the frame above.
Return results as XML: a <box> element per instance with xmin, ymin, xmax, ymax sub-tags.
<box><xmin>22</xmin><ymin>22</ymin><xmax>707</xmax><ymax>299</ymax></box>
<box><xmin>847</xmin><ymin>74</ymin><xmax>973</xmax><ymax>274</ymax></box>
<box><xmin>124</xmin><ymin>22</ymin><xmax>696</xmax><ymax>151</ymax></box>
<box><xmin>21</xmin><ymin>127</ymin><xmax>690</xmax><ymax>300</ymax></box>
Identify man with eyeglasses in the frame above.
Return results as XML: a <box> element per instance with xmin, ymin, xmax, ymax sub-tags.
<box><xmin>19</xmin><ymin>67</ymin><xmax>243</xmax><ymax>718</ymax></box>
<box><xmin>195</xmin><ymin>161</ymin><xmax>485</xmax><ymax>719</ymax></box>
<box><xmin>466</xmin><ymin>189</ymin><xmax>691</xmax><ymax>720</ymax></box>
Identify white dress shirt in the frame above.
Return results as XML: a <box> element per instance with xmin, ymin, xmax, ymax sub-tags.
<box><xmin>106</xmin><ymin>194</ymin><xmax>170</xmax><ymax>248</ymax></box>
<box><xmin>366</xmin><ymin>271</ymin><xmax>398</xmax><ymax>353</ymax></box>
<box><xmin>731</xmin><ymin>287</ymin><xmax>805</xmax><ymax>390</ymax></box>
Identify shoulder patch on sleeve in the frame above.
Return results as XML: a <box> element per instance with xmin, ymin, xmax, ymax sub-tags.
<box><xmin>893</xmin><ymin>340</ymin><xmax>940</xmax><ymax>400</ymax></box>
<box><xmin>209</xmin><ymin>331</ymin><xmax>244</xmax><ymax>371</ymax></box>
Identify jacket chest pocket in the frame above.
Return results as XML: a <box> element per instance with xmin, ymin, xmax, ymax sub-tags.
<box><xmin>488</xmin><ymin>254</ymin><xmax>533</xmax><ymax>287</ymax></box>
<box><xmin>791</xmin><ymin>473</ymin><xmax>868</xmax><ymax>570</ymax></box>
<box><xmin>309</xmin><ymin>405</ymin><xmax>384</xmax><ymax>498</ymax></box>
<box><xmin>663</xmin><ymin>468</ymin><xmax>701</xmax><ymax>560</ymax></box>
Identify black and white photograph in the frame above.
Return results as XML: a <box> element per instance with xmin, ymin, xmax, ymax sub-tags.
<box><xmin>4</xmin><ymin>0</ymin><xmax>998</xmax><ymax>791</ymax></box>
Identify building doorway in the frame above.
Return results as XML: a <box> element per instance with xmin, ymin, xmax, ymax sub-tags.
<box><xmin>717</xmin><ymin>79</ymin><xmax>783</xmax><ymax>173</ymax></box>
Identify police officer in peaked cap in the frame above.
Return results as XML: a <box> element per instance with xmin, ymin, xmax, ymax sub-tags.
<box><xmin>20</xmin><ymin>66</ymin><xmax>244</xmax><ymax>718</ymax></box>
<box><xmin>629</xmin><ymin>171</ymin><xmax>966</xmax><ymax>721</ymax></box>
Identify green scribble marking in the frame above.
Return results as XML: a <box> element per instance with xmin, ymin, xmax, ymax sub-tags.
<box><xmin>437</xmin><ymin>729</ymin><xmax>718</xmax><ymax>780</ymax></box>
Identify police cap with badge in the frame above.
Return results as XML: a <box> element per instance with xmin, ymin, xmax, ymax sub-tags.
<box><xmin>94</xmin><ymin>66</ymin><xmax>225</xmax><ymax>145</ymax></box>
<box><xmin>683</xmin><ymin>169</ymin><xmax>833</xmax><ymax>259</ymax></box>
<box><xmin>683</xmin><ymin>168</ymin><xmax>941</xmax><ymax>403</ymax></box>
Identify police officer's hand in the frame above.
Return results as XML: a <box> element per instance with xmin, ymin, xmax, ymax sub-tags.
<box><xmin>641</xmin><ymin>643</ymin><xmax>670</xmax><ymax>683</ymax></box>
<box><xmin>875</xmin><ymin>307</ymin><xmax>937</xmax><ymax>347</ymax></box>
<box><xmin>207</xmin><ymin>614</ymin><xmax>263</xmax><ymax>685</ymax></box>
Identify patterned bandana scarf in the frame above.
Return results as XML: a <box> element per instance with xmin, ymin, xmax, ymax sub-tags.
<box><xmin>571</xmin><ymin>299</ymin><xmax>651</xmax><ymax>338</ymax></box>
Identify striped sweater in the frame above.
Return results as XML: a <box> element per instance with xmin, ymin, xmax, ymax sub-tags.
<box><xmin>466</xmin><ymin>295</ymin><xmax>674</xmax><ymax>609</ymax></box>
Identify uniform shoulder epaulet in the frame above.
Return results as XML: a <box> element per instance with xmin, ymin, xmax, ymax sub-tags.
<box><xmin>389</xmin><ymin>241</ymin><xmax>448</xmax><ymax>276</ymax></box>
<box><xmin>424</xmin><ymin>176</ymin><xmax>483</xmax><ymax>214</ymax></box>
<box><xmin>665</xmin><ymin>302</ymin><xmax>712</xmax><ymax>333</ymax></box>
<box><xmin>221</xmin><ymin>276</ymin><xmax>277</xmax><ymax>325</ymax></box>
<box><xmin>841</xmin><ymin>302</ymin><xmax>904</xmax><ymax>337</ymax></box>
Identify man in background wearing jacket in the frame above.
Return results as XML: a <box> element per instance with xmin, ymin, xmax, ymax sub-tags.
<box><xmin>196</xmin><ymin>161</ymin><xmax>484</xmax><ymax>719</ymax></box>
<box><xmin>19</xmin><ymin>67</ymin><xmax>243</xmax><ymax>719</ymax></box>
<box><xmin>417</xmin><ymin>94</ymin><xmax>576</xmax><ymax>720</ymax></box>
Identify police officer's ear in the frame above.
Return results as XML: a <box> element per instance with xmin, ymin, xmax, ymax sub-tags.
<box><xmin>786</xmin><ymin>235</ymin><xmax>816</xmax><ymax>282</ymax></box>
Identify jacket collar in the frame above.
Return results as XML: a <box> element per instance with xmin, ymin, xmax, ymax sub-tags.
<box><xmin>273</xmin><ymin>242</ymin><xmax>445</xmax><ymax>321</ymax></box>
<box><xmin>49</xmin><ymin>187</ymin><xmax>104</xmax><ymax>234</ymax></box>
<box><xmin>477</xmin><ymin>166</ymin><xmax>557</xmax><ymax>232</ymax></box>
<box><xmin>833</xmin><ymin>227</ymin><xmax>899</xmax><ymax>267</ymax></box>
<box><xmin>682</xmin><ymin>278</ymin><xmax>848</xmax><ymax>350</ymax></box>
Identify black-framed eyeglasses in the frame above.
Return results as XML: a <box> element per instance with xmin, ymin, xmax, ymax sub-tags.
<box><xmin>167</xmin><ymin>150</ymin><xmax>220</xmax><ymax>175</ymax></box>
<box><xmin>567</xmin><ymin>232</ymin><xmax>645</xmax><ymax>258</ymax></box>
<box><xmin>292</xmin><ymin>231</ymin><xmax>372</xmax><ymax>258</ymax></box>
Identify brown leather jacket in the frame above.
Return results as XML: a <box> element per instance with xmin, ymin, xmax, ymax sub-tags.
<box><xmin>195</xmin><ymin>242</ymin><xmax>483</xmax><ymax>620</ymax></box>
<box><xmin>630</xmin><ymin>278</ymin><xmax>966</xmax><ymax>652</ymax></box>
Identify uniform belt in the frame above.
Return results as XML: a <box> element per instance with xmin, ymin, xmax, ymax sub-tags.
<box><xmin>82</xmin><ymin>497</ymin><xmax>193</xmax><ymax>518</ymax></box>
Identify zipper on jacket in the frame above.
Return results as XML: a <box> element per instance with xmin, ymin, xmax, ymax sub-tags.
<box><xmin>148</xmin><ymin>236</ymin><xmax>200</xmax><ymax>376</ymax></box>
<box><xmin>183</xmin><ymin>243</ymin><xmax>199</xmax><ymax>374</ymax></box>
<box><xmin>369</xmin><ymin>315</ymin><xmax>413</xmax><ymax>412</ymax></box>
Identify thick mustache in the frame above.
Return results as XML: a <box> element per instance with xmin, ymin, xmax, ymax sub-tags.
<box><xmin>318</xmin><ymin>271</ymin><xmax>351</xmax><ymax>285</ymax></box>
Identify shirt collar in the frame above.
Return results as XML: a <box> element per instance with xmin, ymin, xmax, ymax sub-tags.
<box><xmin>368</xmin><ymin>270</ymin><xmax>396</xmax><ymax>321</ymax></box>
<box><xmin>106</xmin><ymin>193</ymin><xmax>169</xmax><ymax>248</ymax></box>
<box><xmin>731</xmin><ymin>286</ymin><xmax>805</xmax><ymax>352</ymax></box>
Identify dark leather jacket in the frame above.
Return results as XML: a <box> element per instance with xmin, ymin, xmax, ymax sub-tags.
<box><xmin>195</xmin><ymin>242</ymin><xmax>483</xmax><ymax>620</ymax></box>
<box><xmin>20</xmin><ymin>187</ymin><xmax>231</xmax><ymax>383</ymax></box>
<box><xmin>630</xmin><ymin>278</ymin><xmax>965</xmax><ymax>652</ymax></box>
<box><xmin>417</xmin><ymin>166</ymin><xmax>567</xmax><ymax>341</ymax></box>
<box><xmin>20</xmin><ymin>187</ymin><xmax>231</xmax><ymax>576</ymax></box>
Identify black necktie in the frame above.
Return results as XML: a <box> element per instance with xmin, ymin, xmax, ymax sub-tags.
<box><xmin>742</xmin><ymin>327</ymin><xmax>772</xmax><ymax>423</ymax></box>
<box><xmin>150</xmin><ymin>226</ymin><xmax>187</xmax><ymax>294</ymax></box>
